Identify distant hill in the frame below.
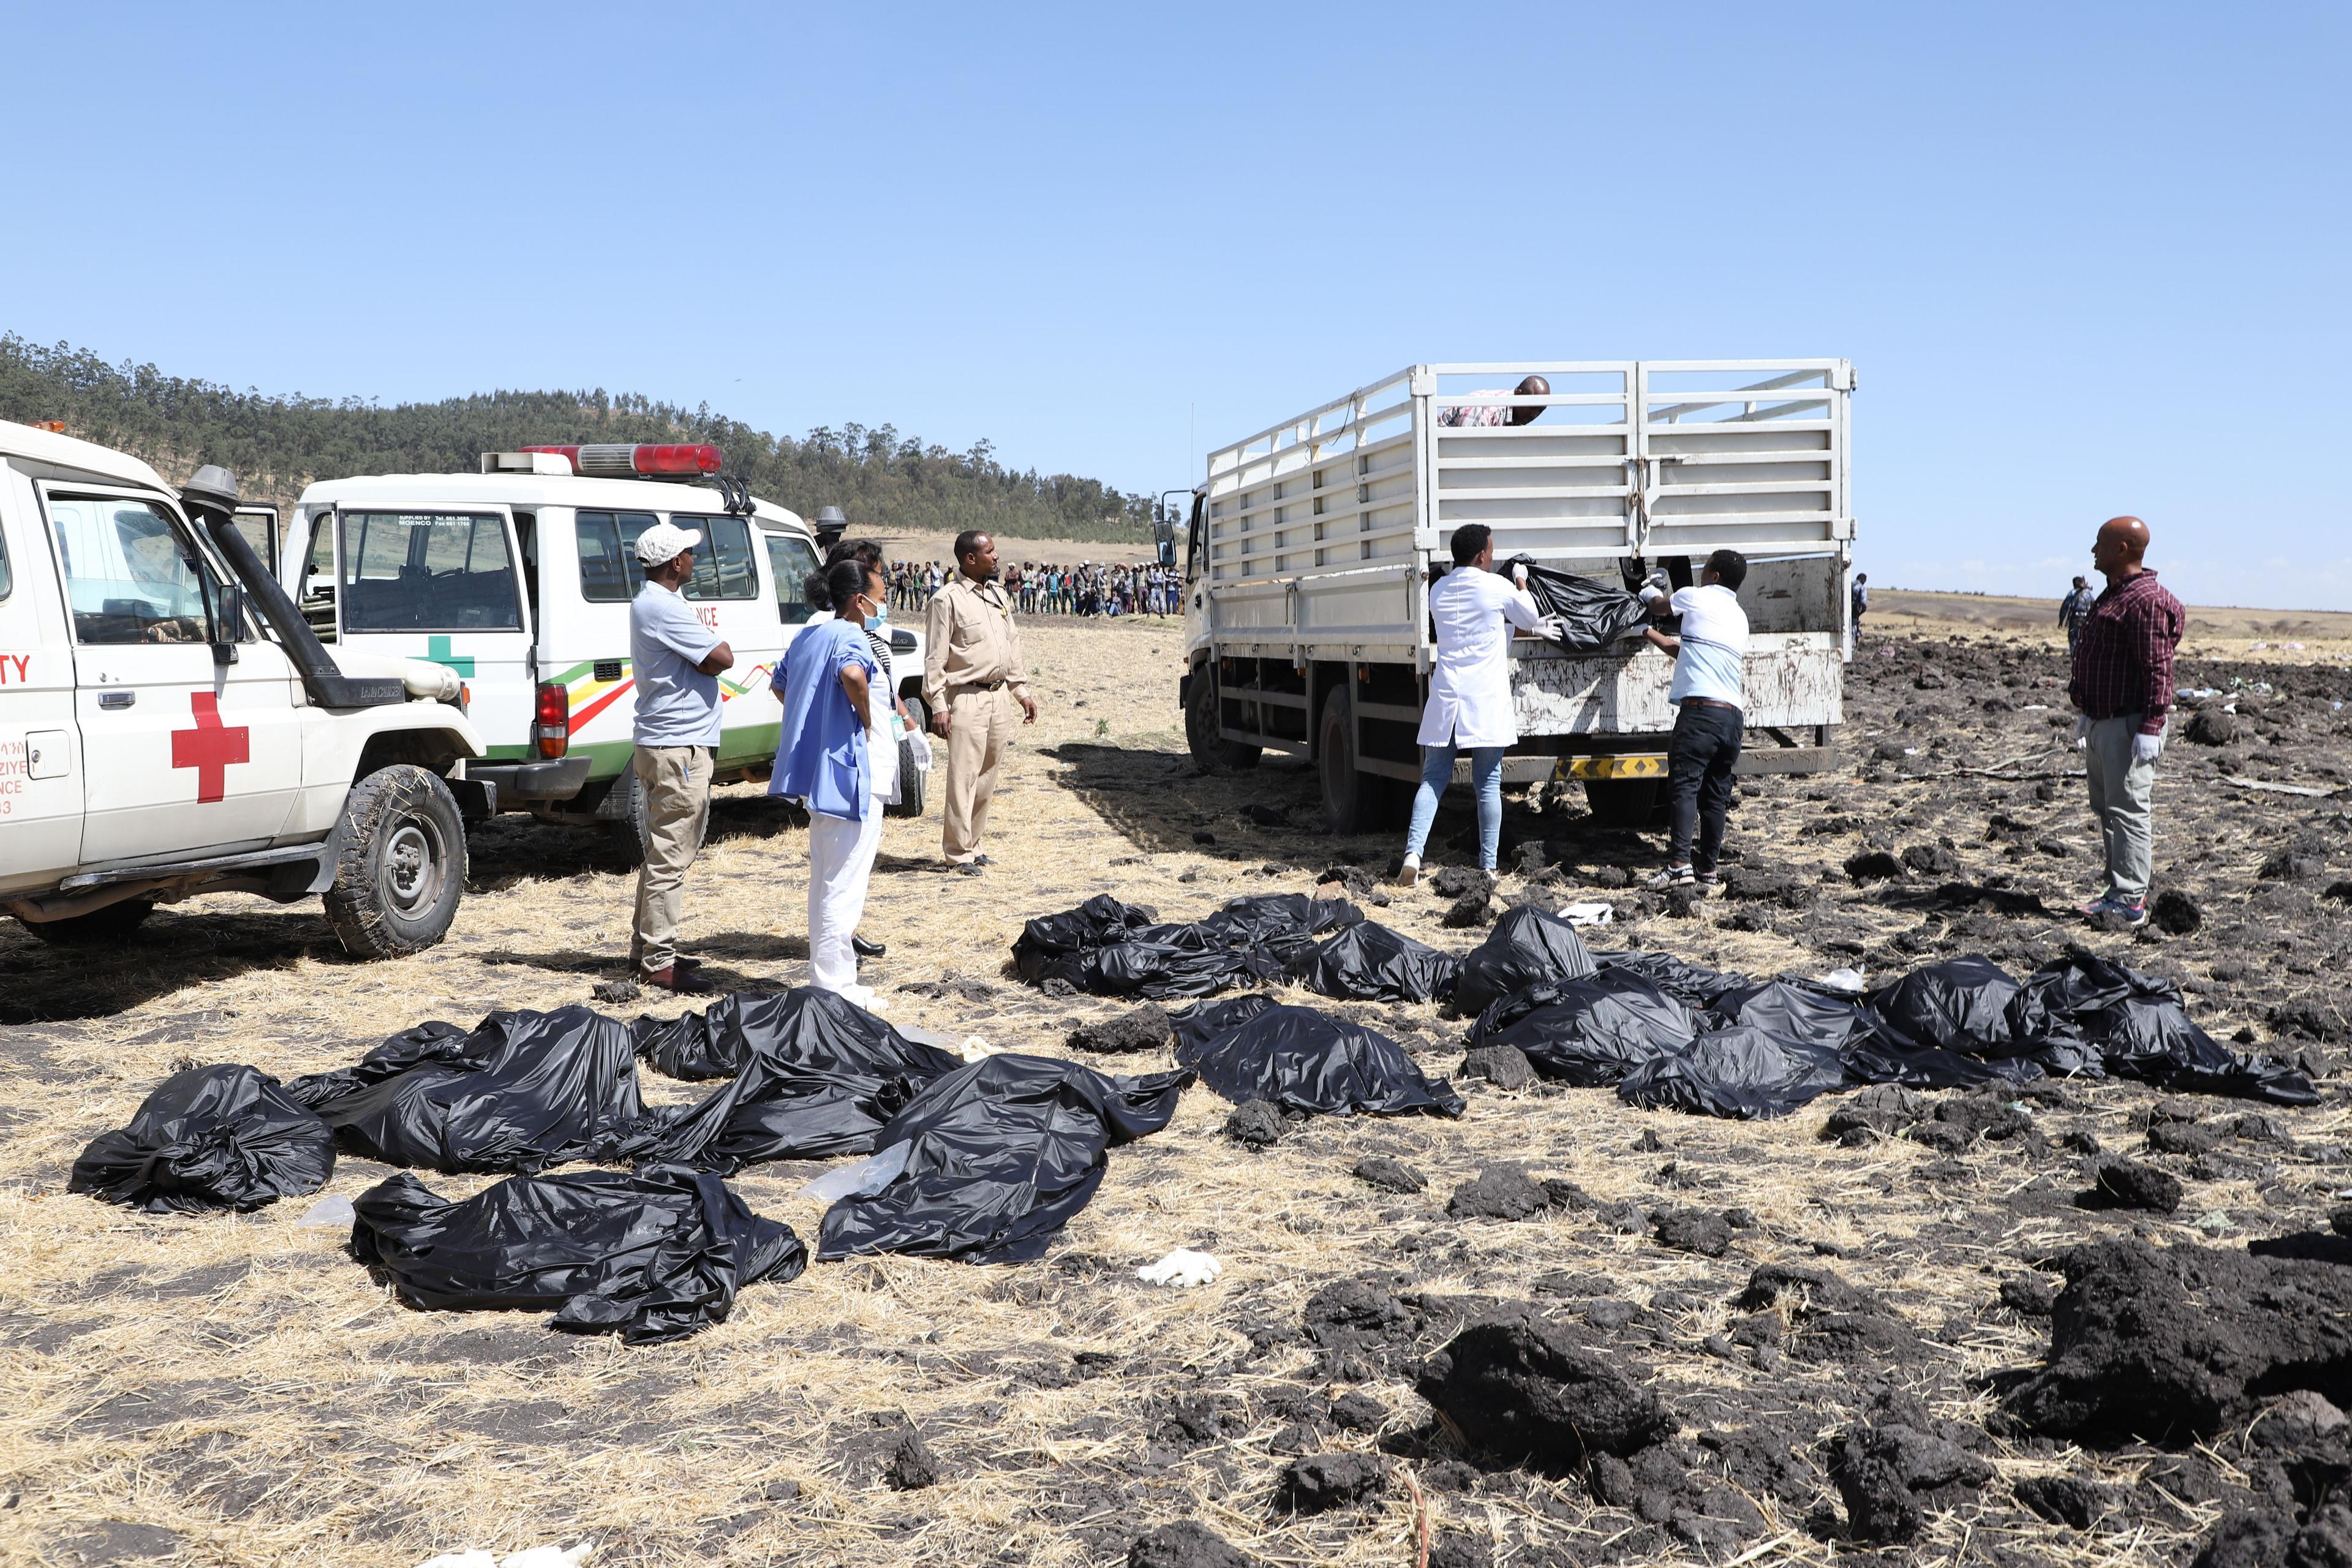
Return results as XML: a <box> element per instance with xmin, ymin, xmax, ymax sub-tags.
<box><xmin>0</xmin><ymin>335</ymin><xmax>1162</xmax><ymax>545</ymax></box>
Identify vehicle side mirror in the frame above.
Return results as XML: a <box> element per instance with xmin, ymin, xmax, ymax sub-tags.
<box><xmin>214</xmin><ymin>584</ymin><xmax>248</xmax><ymax>663</ymax></box>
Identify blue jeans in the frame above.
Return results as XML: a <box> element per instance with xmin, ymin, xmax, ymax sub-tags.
<box><xmin>1404</xmin><ymin>742</ymin><xmax>1506</xmax><ymax>869</ymax></box>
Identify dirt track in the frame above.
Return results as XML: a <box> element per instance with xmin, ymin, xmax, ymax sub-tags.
<box><xmin>5</xmin><ymin>611</ymin><xmax>2351</xmax><ymax>1568</ymax></box>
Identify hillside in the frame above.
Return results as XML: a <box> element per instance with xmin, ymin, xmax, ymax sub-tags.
<box><xmin>0</xmin><ymin>335</ymin><xmax>1162</xmax><ymax>545</ymax></box>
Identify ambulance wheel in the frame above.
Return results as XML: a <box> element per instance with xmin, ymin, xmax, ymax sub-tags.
<box><xmin>326</xmin><ymin>765</ymin><xmax>467</xmax><ymax>959</ymax></box>
<box><xmin>20</xmin><ymin>896</ymin><xmax>154</xmax><ymax>947</ymax></box>
<box><xmin>1186</xmin><ymin>663</ymin><xmax>1260</xmax><ymax>774</ymax></box>
<box><xmin>603</xmin><ymin>767</ymin><xmax>650</xmax><ymax>867</ymax></box>
<box><xmin>889</xmin><ymin>696</ymin><xmax>929</xmax><ymax>818</ymax></box>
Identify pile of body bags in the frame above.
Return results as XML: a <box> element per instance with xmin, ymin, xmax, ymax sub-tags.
<box><xmin>1453</xmin><ymin>905</ymin><xmax>2315</xmax><ymax>1117</ymax></box>
<box><xmin>1016</xmin><ymin>892</ymin><xmax>2314</xmax><ymax>1119</ymax></box>
<box><xmin>69</xmin><ymin>988</ymin><xmax>1191</xmax><ymax>1342</ymax></box>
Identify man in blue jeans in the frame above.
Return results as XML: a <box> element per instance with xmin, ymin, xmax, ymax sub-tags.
<box><xmin>1638</xmin><ymin>549</ymin><xmax>1751</xmax><ymax>891</ymax></box>
<box><xmin>1398</xmin><ymin>524</ymin><xmax>1562</xmax><ymax>885</ymax></box>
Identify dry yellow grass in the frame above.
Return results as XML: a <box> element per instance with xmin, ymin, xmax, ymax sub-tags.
<box><xmin>0</xmin><ymin>616</ymin><xmax>2328</xmax><ymax>1566</ymax></box>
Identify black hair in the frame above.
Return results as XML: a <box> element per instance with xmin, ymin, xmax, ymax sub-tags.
<box><xmin>1706</xmin><ymin>548</ymin><xmax>1748</xmax><ymax>592</ymax></box>
<box><xmin>827</xmin><ymin>538</ymin><xmax>884</xmax><ymax>568</ymax></box>
<box><xmin>1449</xmin><ymin>524</ymin><xmax>1493</xmax><ymax>566</ymax></box>
<box><xmin>953</xmin><ymin>529</ymin><xmax>989</xmax><ymax>562</ymax></box>
<box><xmin>804</xmin><ymin>557</ymin><xmax>872</xmax><ymax>614</ymax></box>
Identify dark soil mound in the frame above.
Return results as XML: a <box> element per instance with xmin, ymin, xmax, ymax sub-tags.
<box><xmin>2002</xmin><ymin>1238</ymin><xmax>2352</xmax><ymax>1442</ymax></box>
<box><xmin>1068</xmin><ymin>1003</ymin><xmax>1174</xmax><ymax>1054</ymax></box>
<box><xmin>1415</xmin><ymin>1307</ymin><xmax>1676</xmax><ymax>1468</ymax></box>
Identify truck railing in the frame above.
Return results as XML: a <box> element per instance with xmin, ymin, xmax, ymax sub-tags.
<box><xmin>1204</xmin><ymin>361</ymin><xmax>1853</xmax><ymax>589</ymax></box>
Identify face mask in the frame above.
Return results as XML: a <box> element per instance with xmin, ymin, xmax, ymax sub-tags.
<box><xmin>869</xmin><ymin>599</ymin><xmax>889</xmax><ymax>627</ymax></box>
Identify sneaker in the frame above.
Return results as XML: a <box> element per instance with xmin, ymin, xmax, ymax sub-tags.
<box><xmin>639</xmin><ymin>963</ymin><xmax>714</xmax><ymax>995</ymax></box>
<box><xmin>1645</xmin><ymin>865</ymin><xmax>1697</xmax><ymax>891</ymax></box>
<box><xmin>1397</xmin><ymin>853</ymin><xmax>1421</xmax><ymax>889</ymax></box>
<box><xmin>2084</xmin><ymin>896</ymin><xmax>2149</xmax><ymax>929</ymax></box>
<box><xmin>1694</xmin><ymin>869</ymin><xmax>1722</xmax><ymax>889</ymax></box>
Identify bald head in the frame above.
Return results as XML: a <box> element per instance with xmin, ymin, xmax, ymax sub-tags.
<box><xmin>2092</xmin><ymin>516</ymin><xmax>2149</xmax><ymax>584</ymax></box>
<box><xmin>1509</xmin><ymin>374</ymin><xmax>1550</xmax><ymax>428</ymax></box>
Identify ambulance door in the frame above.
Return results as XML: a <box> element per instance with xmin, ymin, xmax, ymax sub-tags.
<box><xmin>328</xmin><ymin>507</ymin><xmax>532</xmax><ymax>758</ymax></box>
<box><xmin>42</xmin><ymin>488</ymin><xmax>300</xmax><ymax>862</ymax></box>
<box><xmin>672</xmin><ymin>511</ymin><xmax>782</xmax><ymax>767</ymax></box>
<box><xmin>0</xmin><ymin>476</ymin><xmax>83</xmax><ymax>888</ymax></box>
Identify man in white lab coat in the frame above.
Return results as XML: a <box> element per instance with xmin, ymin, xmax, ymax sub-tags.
<box><xmin>1398</xmin><ymin>524</ymin><xmax>1562</xmax><ymax>886</ymax></box>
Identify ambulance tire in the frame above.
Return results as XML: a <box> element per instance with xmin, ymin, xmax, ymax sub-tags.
<box><xmin>325</xmin><ymin>765</ymin><xmax>468</xmax><ymax>959</ymax></box>
<box><xmin>20</xmin><ymin>896</ymin><xmax>155</xmax><ymax>947</ymax></box>
<box><xmin>889</xmin><ymin>696</ymin><xmax>929</xmax><ymax>818</ymax></box>
<box><xmin>604</xmin><ymin>767</ymin><xmax>650</xmax><ymax>867</ymax></box>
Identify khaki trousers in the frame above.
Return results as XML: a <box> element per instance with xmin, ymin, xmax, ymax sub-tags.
<box><xmin>942</xmin><ymin>687</ymin><xmax>1017</xmax><ymax>863</ymax></box>
<box><xmin>629</xmin><ymin>744</ymin><xmax>714</xmax><ymax>972</ymax></box>
<box><xmin>2084</xmin><ymin>713</ymin><xmax>2162</xmax><ymax>903</ymax></box>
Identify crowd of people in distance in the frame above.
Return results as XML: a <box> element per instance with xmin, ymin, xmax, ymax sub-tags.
<box><xmin>888</xmin><ymin>558</ymin><xmax>1179</xmax><ymax>619</ymax></box>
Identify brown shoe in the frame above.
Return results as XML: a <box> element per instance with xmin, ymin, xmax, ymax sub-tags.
<box><xmin>640</xmin><ymin>963</ymin><xmax>714</xmax><ymax>995</ymax></box>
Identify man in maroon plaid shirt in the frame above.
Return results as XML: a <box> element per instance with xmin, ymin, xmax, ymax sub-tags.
<box><xmin>2067</xmin><ymin>516</ymin><xmax>2184</xmax><ymax>927</ymax></box>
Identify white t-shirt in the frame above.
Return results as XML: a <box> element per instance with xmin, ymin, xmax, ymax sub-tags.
<box><xmin>1419</xmin><ymin>567</ymin><xmax>1547</xmax><ymax>748</ymax></box>
<box><xmin>1667</xmin><ymin>583</ymin><xmax>1749</xmax><ymax>707</ymax></box>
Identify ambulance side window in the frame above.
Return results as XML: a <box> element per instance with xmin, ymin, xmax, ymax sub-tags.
<box><xmin>0</xmin><ymin>522</ymin><xmax>11</xmax><ymax>601</ymax></box>
<box><xmin>48</xmin><ymin>496</ymin><xmax>214</xmax><ymax>644</ymax></box>
<box><xmin>766</xmin><ymin>533</ymin><xmax>818</xmax><ymax>624</ymax></box>
<box><xmin>576</xmin><ymin>510</ymin><xmax>658</xmax><ymax>603</ymax></box>
<box><xmin>339</xmin><ymin>512</ymin><xmax>521</xmax><ymax>631</ymax></box>
<box><xmin>301</xmin><ymin>516</ymin><xmax>337</xmax><ymax>641</ymax></box>
<box><xmin>670</xmin><ymin>515</ymin><xmax>758</xmax><ymax>601</ymax></box>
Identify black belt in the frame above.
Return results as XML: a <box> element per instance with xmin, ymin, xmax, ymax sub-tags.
<box><xmin>954</xmin><ymin>680</ymin><xmax>1005</xmax><ymax>693</ymax></box>
<box><xmin>1682</xmin><ymin>697</ymin><xmax>1741</xmax><ymax>711</ymax></box>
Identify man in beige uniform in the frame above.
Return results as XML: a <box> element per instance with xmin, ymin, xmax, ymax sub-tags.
<box><xmin>924</xmin><ymin>530</ymin><xmax>1038</xmax><ymax>873</ymax></box>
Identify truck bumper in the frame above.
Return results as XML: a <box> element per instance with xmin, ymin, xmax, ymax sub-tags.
<box><xmin>1421</xmin><ymin>742</ymin><xmax>1840</xmax><ymax>787</ymax></box>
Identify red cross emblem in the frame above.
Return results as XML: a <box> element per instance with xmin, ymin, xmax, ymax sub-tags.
<box><xmin>171</xmin><ymin>691</ymin><xmax>251</xmax><ymax>804</ymax></box>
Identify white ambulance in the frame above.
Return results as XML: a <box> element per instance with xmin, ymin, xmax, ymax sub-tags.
<box><xmin>0</xmin><ymin>422</ymin><xmax>488</xmax><ymax>956</ymax></box>
<box><xmin>282</xmin><ymin>443</ymin><xmax>929</xmax><ymax>858</ymax></box>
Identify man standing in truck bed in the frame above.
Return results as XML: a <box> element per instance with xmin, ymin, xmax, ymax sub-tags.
<box><xmin>1638</xmin><ymin>549</ymin><xmax>1750</xmax><ymax>892</ymax></box>
<box><xmin>924</xmin><ymin>530</ymin><xmax>1038</xmax><ymax>873</ymax></box>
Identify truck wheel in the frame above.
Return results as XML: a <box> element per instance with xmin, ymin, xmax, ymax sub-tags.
<box><xmin>1186</xmin><ymin>663</ymin><xmax>1260</xmax><ymax>774</ymax></box>
<box><xmin>604</xmin><ymin>766</ymin><xmax>650</xmax><ymax>866</ymax></box>
<box><xmin>1318</xmin><ymin>686</ymin><xmax>1401</xmax><ymax>835</ymax></box>
<box><xmin>325</xmin><ymin>765</ymin><xmax>467</xmax><ymax>959</ymax></box>
<box><xmin>1583</xmin><ymin>777</ymin><xmax>1662</xmax><ymax>829</ymax></box>
<box><xmin>20</xmin><ymin>896</ymin><xmax>155</xmax><ymax>947</ymax></box>
<box><xmin>889</xmin><ymin>696</ymin><xmax>929</xmax><ymax>818</ymax></box>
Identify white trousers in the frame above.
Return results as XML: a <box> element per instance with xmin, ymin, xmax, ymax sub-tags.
<box><xmin>806</xmin><ymin>805</ymin><xmax>883</xmax><ymax>998</ymax></box>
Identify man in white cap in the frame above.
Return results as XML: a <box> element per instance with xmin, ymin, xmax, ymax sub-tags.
<box><xmin>627</xmin><ymin>521</ymin><xmax>734</xmax><ymax>992</ymax></box>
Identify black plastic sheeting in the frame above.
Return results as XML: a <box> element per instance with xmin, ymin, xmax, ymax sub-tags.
<box><xmin>1617</xmin><ymin>1025</ymin><xmax>1849</xmax><ymax>1119</ymax></box>
<box><xmin>286</xmin><ymin>1006</ymin><xmax>645</xmax><ymax>1174</ymax></box>
<box><xmin>1172</xmin><ymin>994</ymin><xmax>1466</xmax><ymax>1118</ymax></box>
<box><xmin>816</xmin><ymin>1054</ymin><xmax>1191</xmax><ymax>1264</ymax></box>
<box><xmin>1012</xmin><ymin>894</ymin><xmax>1362</xmax><ymax>999</ymax></box>
<box><xmin>1453</xmin><ymin>906</ymin><xmax>1598</xmax><ymax>1016</ymax></box>
<box><xmin>70</xmin><ymin>1065</ymin><xmax>335</xmax><ymax>1214</ymax></box>
<box><xmin>1463</xmin><ymin>947</ymin><xmax>2312</xmax><ymax>1118</ymax></box>
<box><xmin>352</xmin><ymin>1164</ymin><xmax>805</xmax><ymax>1344</ymax></box>
<box><xmin>1506</xmin><ymin>556</ymin><xmax>1651</xmax><ymax>654</ymax></box>
<box><xmin>1287</xmin><ymin>920</ymin><xmax>1460</xmax><ymax>1003</ymax></box>
<box><xmin>1468</xmin><ymin>968</ymin><xmax>1702</xmax><ymax>1086</ymax></box>
<box><xmin>607</xmin><ymin>989</ymin><xmax>965</xmax><ymax>1172</ymax></box>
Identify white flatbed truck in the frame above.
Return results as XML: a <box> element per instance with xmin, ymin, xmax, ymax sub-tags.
<box><xmin>1178</xmin><ymin>360</ymin><xmax>1856</xmax><ymax>830</ymax></box>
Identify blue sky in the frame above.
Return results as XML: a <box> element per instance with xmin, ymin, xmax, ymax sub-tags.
<box><xmin>3</xmin><ymin>3</ymin><xmax>2345</xmax><ymax>607</ymax></box>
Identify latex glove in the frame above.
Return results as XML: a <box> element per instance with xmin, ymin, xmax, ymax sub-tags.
<box><xmin>1646</xmin><ymin>568</ymin><xmax>1672</xmax><ymax>595</ymax></box>
<box><xmin>2072</xmin><ymin>714</ymin><xmax>2091</xmax><ymax>750</ymax></box>
<box><xmin>2133</xmin><ymin>731</ymin><xmax>2163</xmax><ymax>764</ymax></box>
<box><xmin>1537</xmin><ymin>616</ymin><xmax>1569</xmax><ymax>641</ymax></box>
<box><xmin>1637</xmin><ymin>581</ymin><xmax>1668</xmax><ymax>605</ymax></box>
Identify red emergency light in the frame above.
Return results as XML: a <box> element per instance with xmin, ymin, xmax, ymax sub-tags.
<box><xmin>519</xmin><ymin>442</ymin><xmax>724</xmax><ymax>479</ymax></box>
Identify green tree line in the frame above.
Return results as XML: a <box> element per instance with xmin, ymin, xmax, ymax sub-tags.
<box><xmin>0</xmin><ymin>336</ymin><xmax>1165</xmax><ymax>544</ymax></box>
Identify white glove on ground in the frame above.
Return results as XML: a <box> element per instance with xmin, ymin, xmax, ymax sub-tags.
<box><xmin>2133</xmin><ymin>731</ymin><xmax>2163</xmax><ymax>764</ymax></box>
<box><xmin>1137</xmin><ymin>1248</ymin><xmax>1222</xmax><ymax>1287</ymax></box>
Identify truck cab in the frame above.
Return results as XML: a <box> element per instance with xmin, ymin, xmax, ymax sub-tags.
<box><xmin>0</xmin><ymin>421</ymin><xmax>488</xmax><ymax>956</ymax></box>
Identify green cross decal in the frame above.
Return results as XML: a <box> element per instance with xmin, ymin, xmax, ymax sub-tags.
<box><xmin>424</xmin><ymin>636</ymin><xmax>475</xmax><ymax>677</ymax></box>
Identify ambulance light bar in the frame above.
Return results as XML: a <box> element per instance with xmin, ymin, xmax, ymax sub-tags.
<box><xmin>507</xmin><ymin>443</ymin><xmax>725</xmax><ymax>480</ymax></box>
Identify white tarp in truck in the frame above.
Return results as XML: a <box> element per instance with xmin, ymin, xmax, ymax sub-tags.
<box><xmin>1181</xmin><ymin>361</ymin><xmax>1855</xmax><ymax>829</ymax></box>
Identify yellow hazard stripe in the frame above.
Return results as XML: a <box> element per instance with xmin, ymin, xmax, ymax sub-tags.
<box><xmin>1555</xmin><ymin>755</ymin><xmax>1668</xmax><ymax>780</ymax></box>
